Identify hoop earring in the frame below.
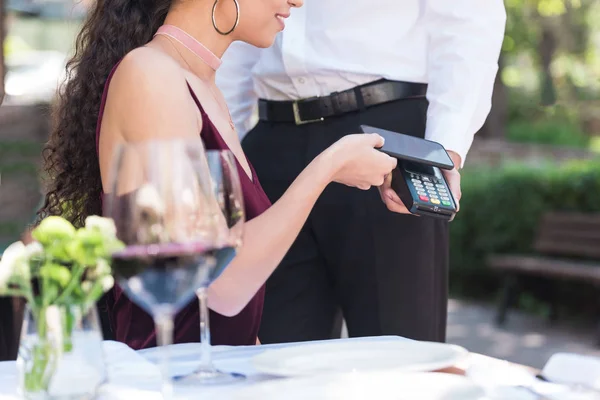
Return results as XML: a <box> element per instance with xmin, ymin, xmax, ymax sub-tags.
<box><xmin>212</xmin><ymin>0</ymin><xmax>240</xmax><ymax>35</ymax></box>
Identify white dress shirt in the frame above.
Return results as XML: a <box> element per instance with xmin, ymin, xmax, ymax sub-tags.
<box><xmin>216</xmin><ymin>0</ymin><xmax>506</xmax><ymax>166</ymax></box>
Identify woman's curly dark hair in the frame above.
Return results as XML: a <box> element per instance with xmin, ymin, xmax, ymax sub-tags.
<box><xmin>38</xmin><ymin>0</ymin><xmax>172</xmax><ymax>227</ymax></box>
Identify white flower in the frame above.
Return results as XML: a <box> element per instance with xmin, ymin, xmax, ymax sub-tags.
<box><xmin>25</xmin><ymin>241</ymin><xmax>43</xmax><ymax>258</ymax></box>
<box><xmin>101</xmin><ymin>275</ymin><xmax>114</xmax><ymax>291</ymax></box>
<box><xmin>95</xmin><ymin>259</ymin><xmax>111</xmax><ymax>276</ymax></box>
<box><xmin>85</xmin><ymin>216</ymin><xmax>117</xmax><ymax>238</ymax></box>
<box><xmin>82</xmin><ymin>281</ymin><xmax>92</xmax><ymax>293</ymax></box>
<box><xmin>0</xmin><ymin>241</ymin><xmax>26</xmax><ymax>288</ymax></box>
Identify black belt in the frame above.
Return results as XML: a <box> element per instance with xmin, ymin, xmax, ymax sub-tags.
<box><xmin>258</xmin><ymin>79</ymin><xmax>427</xmax><ymax>125</ymax></box>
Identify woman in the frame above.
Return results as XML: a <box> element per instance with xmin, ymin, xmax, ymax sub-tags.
<box><xmin>39</xmin><ymin>0</ymin><xmax>397</xmax><ymax>349</ymax></box>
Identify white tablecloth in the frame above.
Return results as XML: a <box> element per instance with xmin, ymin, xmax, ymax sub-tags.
<box><xmin>0</xmin><ymin>336</ymin><xmax>407</xmax><ymax>399</ymax></box>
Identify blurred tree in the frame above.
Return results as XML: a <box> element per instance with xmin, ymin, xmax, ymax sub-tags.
<box><xmin>539</xmin><ymin>21</ymin><xmax>558</xmax><ymax>105</ymax></box>
<box><xmin>478</xmin><ymin>56</ymin><xmax>508</xmax><ymax>139</ymax></box>
<box><xmin>506</xmin><ymin>0</ymin><xmax>561</xmax><ymax>105</ymax></box>
<box><xmin>479</xmin><ymin>0</ymin><xmax>599</xmax><ymax>142</ymax></box>
<box><xmin>478</xmin><ymin>0</ymin><xmax>538</xmax><ymax>139</ymax></box>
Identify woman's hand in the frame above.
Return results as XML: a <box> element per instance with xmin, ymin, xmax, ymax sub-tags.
<box><xmin>327</xmin><ymin>134</ymin><xmax>397</xmax><ymax>190</ymax></box>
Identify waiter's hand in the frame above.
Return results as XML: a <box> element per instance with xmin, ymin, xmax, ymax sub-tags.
<box><xmin>443</xmin><ymin>150</ymin><xmax>462</xmax><ymax>212</ymax></box>
<box><xmin>378</xmin><ymin>172</ymin><xmax>410</xmax><ymax>214</ymax></box>
<box><xmin>379</xmin><ymin>150</ymin><xmax>463</xmax><ymax>214</ymax></box>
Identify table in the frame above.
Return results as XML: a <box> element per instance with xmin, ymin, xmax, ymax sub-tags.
<box><xmin>0</xmin><ymin>336</ymin><xmax>533</xmax><ymax>399</ymax></box>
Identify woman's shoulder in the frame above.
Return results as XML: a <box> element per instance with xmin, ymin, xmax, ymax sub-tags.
<box><xmin>111</xmin><ymin>46</ymin><xmax>188</xmax><ymax>94</ymax></box>
<box><xmin>102</xmin><ymin>46</ymin><xmax>200</xmax><ymax>142</ymax></box>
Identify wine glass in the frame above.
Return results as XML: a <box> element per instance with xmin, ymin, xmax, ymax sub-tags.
<box><xmin>103</xmin><ymin>139</ymin><xmax>217</xmax><ymax>396</ymax></box>
<box><xmin>176</xmin><ymin>149</ymin><xmax>245</xmax><ymax>385</ymax></box>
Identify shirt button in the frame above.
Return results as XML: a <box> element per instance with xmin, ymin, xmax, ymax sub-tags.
<box><xmin>298</xmin><ymin>78</ymin><xmax>305</xmax><ymax>84</ymax></box>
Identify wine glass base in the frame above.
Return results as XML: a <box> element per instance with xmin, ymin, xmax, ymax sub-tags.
<box><xmin>174</xmin><ymin>367</ymin><xmax>245</xmax><ymax>386</ymax></box>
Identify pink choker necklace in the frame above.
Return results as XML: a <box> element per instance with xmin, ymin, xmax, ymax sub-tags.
<box><xmin>154</xmin><ymin>25</ymin><xmax>222</xmax><ymax>71</ymax></box>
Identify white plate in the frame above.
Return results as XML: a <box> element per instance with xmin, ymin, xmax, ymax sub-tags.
<box><xmin>252</xmin><ymin>340</ymin><xmax>468</xmax><ymax>377</ymax></box>
<box><xmin>228</xmin><ymin>371</ymin><xmax>485</xmax><ymax>400</ymax></box>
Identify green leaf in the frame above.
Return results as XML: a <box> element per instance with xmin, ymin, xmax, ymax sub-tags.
<box><xmin>66</xmin><ymin>227</ymin><xmax>123</xmax><ymax>266</ymax></box>
<box><xmin>65</xmin><ymin>241</ymin><xmax>96</xmax><ymax>266</ymax></box>
<box><xmin>39</xmin><ymin>264</ymin><xmax>72</xmax><ymax>288</ymax></box>
<box><xmin>84</xmin><ymin>281</ymin><xmax>105</xmax><ymax>305</ymax></box>
<box><xmin>75</xmin><ymin>228</ymin><xmax>104</xmax><ymax>247</ymax></box>
<box><xmin>32</xmin><ymin>217</ymin><xmax>76</xmax><ymax>246</ymax></box>
<box><xmin>46</xmin><ymin>244</ymin><xmax>72</xmax><ymax>263</ymax></box>
<box><xmin>43</xmin><ymin>284</ymin><xmax>59</xmax><ymax>305</ymax></box>
<box><xmin>537</xmin><ymin>0</ymin><xmax>567</xmax><ymax>16</ymax></box>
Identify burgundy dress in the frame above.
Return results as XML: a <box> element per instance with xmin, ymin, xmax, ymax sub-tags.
<box><xmin>96</xmin><ymin>65</ymin><xmax>272</xmax><ymax>349</ymax></box>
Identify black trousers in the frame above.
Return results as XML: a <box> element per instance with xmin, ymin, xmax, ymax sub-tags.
<box><xmin>242</xmin><ymin>97</ymin><xmax>449</xmax><ymax>344</ymax></box>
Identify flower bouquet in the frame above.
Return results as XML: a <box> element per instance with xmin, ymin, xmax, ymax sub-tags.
<box><xmin>0</xmin><ymin>215</ymin><xmax>124</xmax><ymax>399</ymax></box>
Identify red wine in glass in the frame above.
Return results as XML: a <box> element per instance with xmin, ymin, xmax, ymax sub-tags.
<box><xmin>111</xmin><ymin>243</ymin><xmax>217</xmax><ymax>315</ymax></box>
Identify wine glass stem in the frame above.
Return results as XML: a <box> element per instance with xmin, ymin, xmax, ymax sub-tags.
<box><xmin>154</xmin><ymin>307</ymin><xmax>174</xmax><ymax>398</ymax></box>
<box><xmin>198</xmin><ymin>287</ymin><xmax>213</xmax><ymax>370</ymax></box>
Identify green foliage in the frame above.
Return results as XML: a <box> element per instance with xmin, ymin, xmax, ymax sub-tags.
<box><xmin>503</xmin><ymin>0</ymin><xmax>596</xmax><ymax>59</ymax></box>
<box><xmin>507</xmin><ymin>119</ymin><xmax>589</xmax><ymax>147</ymax></box>
<box><xmin>0</xmin><ymin>141</ymin><xmax>43</xmax><ymax>158</ymax></box>
<box><xmin>505</xmin><ymin>90</ymin><xmax>589</xmax><ymax>148</ymax></box>
<box><xmin>0</xmin><ymin>162</ymin><xmax>38</xmax><ymax>176</ymax></box>
<box><xmin>504</xmin><ymin>0</ymin><xmax>541</xmax><ymax>56</ymax></box>
<box><xmin>449</xmin><ymin>160</ymin><xmax>600</xmax><ymax>308</ymax></box>
<box><xmin>0</xmin><ymin>222</ymin><xmax>21</xmax><ymax>237</ymax></box>
<box><xmin>502</xmin><ymin>0</ymin><xmax>600</xmax><ymax>128</ymax></box>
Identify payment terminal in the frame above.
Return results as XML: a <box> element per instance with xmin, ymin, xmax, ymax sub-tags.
<box><xmin>360</xmin><ymin>125</ymin><xmax>458</xmax><ymax>221</ymax></box>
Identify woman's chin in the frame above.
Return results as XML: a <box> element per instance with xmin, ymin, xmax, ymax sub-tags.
<box><xmin>247</xmin><ymin>34</ymin><xmax>278</xmax><ymax>49</ymax></box>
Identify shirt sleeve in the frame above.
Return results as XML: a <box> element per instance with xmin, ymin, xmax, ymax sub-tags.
<box><xmin>216</xmin><ymin>41</ymin><xmax>263</xmax><ymax>140</ymax></box>
<box><xmin>423</xmin><ymin>0</ymin><xmax>506</xmax><ymax>167</ymax></box>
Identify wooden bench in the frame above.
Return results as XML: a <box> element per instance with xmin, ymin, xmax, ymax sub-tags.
<box><xmin>488</xmin><ymin>212</ymin><xmax>600</xmax><ymax>344</ymax></box>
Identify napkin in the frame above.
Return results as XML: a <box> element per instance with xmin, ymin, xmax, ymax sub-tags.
<box><xmin>103</xmin><ymin>340</ymin><xmax>161</xmax><ymax>384</ymax></box>
<box><xmin>466</xmin><ymin>356</ymin><xmax>600</xmax><ymax>400</ymax></box>
<box><xmin>99</xmin><ymin>341</ymin><xmax>165</xmax><ymax>399</ymax></box>
<box><xmin>542</xmin><ymin>353</ymin><xmax>600</xmax><ymax>391</ymax></box>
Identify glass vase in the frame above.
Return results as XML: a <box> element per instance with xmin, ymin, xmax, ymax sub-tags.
<box><xmin>16</xmin><ymin>304</ymin><xmax>106</xmax><ymax>400</ymax></box>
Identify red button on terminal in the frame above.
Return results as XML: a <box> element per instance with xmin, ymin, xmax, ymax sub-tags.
<box><xmin>419</xmin><ymin>195</ymin><xmax>429</xmax><ymax>202</ymax></box>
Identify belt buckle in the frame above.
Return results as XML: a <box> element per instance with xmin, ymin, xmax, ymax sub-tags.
<box><xmin>292</xmin><ymin>99</ymin><xmax>324</xmax><ymax>125</ymax></box>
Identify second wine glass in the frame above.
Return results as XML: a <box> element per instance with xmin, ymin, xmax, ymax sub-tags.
<box><xmin>176</xmin><ymin>149</ymin><xmax>246</xmax><ymax>385</ymax></box>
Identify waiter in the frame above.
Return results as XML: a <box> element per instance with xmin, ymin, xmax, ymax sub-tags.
<box><xmin>217</xmin><ymin>1</ymin><xmax>506</xmax><ymax>343</ymax></box>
